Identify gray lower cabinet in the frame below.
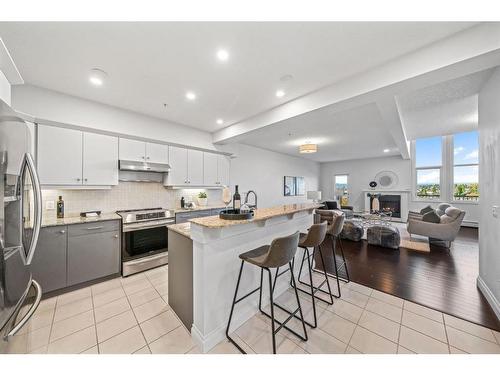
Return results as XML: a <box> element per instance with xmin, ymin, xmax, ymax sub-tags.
<box><xmin>31</xmin><ymin>226</ymin><xmax>68</xmax><ymax>293</ymax></box>
<box><xmin>32</xmin><ymin>219</ymin><xmax>121</xmax><ymax>293</ymax></box>
<box><xmin>67</xmin><ymin>223</ymin><xmax>120</xmax><ymax>286</ymax></box>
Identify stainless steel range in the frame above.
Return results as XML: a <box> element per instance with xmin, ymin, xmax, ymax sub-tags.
<box><xmin>116</xmin><ymin>207</ymin><xmax>175</xmax><ymax>277</ymax></box>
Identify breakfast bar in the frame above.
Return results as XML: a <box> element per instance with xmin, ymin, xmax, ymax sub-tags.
<box><xmin>186</xmin><ymin>203</ymin><xmax>320</xmax><ymax>352</ymax></box>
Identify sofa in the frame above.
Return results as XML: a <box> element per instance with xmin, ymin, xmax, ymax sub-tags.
<box><xmin>406</xmin><ymin>204</ymin><xmax>466</xmax><ymax>246</ymax></box>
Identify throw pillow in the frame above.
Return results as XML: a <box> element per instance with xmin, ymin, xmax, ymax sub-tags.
<box><xmin>422</xmin><ymin>210</ymin><xmax>440</xmax><ymax>223</ymax></box>
<box><xmin>419</xmin><ymin>205</ymin><xmax>434</xmax><ymax>215</ymax></box>
<box><xmin>436</xmin><ymin>203</ymin><xmax>451</xmax><ymax>216</ymax></box>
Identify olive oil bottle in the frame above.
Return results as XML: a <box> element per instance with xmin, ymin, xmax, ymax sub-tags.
<box><xmin>56</xmin><ymin>195</ymin><xmax>65</xmax><ymax>218</ymax></box>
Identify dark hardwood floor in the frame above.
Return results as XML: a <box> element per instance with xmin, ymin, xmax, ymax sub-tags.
<box><xmin>317</xmin><ymin>227</ymin><xmax>500</xmax><ymax>330</ymax></box>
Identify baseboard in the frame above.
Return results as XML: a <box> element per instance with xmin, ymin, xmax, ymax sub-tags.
<box><xmin>462</xmin><ymin>221</ymin><xmax>479</xmax><ymax>228</ymax></box>
<box><xmin>477</xmin><ymin>276</ymin><xmax>500</xmax><ymax>321</ymax></box>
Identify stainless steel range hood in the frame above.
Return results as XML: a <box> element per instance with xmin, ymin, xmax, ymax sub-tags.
<box><xmin>119</xmin><ymin>160</ymin><xmax>171</xmax><ymax>173</ymax></box>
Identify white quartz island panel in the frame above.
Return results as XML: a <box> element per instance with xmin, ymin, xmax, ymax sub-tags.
<box><xmin>189</xmin><ymin>204</ymin><xmax>320</xmax><ymax>352</ymax></box>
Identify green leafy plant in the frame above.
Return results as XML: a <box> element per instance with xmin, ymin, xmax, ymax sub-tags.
<box><xmin>198</xmin><ymin>192</ymin><xmax>207</xmax><ymax>199</ymax></box>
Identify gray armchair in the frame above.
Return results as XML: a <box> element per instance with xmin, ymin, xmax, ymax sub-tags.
<box><xmin>406</xmin><ymin>206</ymin><xmax>466</xmax><ymax>246</ymax></box>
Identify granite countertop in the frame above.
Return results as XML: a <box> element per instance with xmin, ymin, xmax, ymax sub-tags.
<box><xmin>174</xmin><ymin>205</ymin><xmax>226</xmax><ymax>214</ymax></box>
<box><xmin>189</xmin><ymin>203</ymin><xmax>322</xmax><ymax>229</ymax></box>
<box><xmin>167</xmin><ymin>222</ymin><xmax>191</xmax><ymax>238</ymax></box>
<box><xmin>41</xmin><ymin>213</ymin><xmax>121</xmax><ymax>228</ymax></box>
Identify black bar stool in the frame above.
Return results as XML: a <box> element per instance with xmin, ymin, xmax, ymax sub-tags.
<box><xmin>225</xmin><ymin>231</ymin><xmax>308</xmax><ymax>354</ymax></box>
<box><xmin>312</xmin><ymin>210</ymin><xmax>350</xmax><ymax>298</ymax></box>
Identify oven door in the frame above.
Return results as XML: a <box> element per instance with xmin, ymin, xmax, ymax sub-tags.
<box><xmin>122</xmin><ymin>219</ymin><xmax>173</xmax><ymax>261</ymax></box>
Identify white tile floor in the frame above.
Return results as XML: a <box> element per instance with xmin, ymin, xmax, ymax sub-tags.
<box><xmin>8</xmin><ymin>266</ymin><xmax>500</xmax><ymax>354</ymax></box>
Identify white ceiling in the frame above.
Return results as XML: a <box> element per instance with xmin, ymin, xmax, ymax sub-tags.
<box><xmin>240</xmin><ymin>102</ymin><xmax>399</xmax><ymax>162</ymax></box>
<box><xmin>397</xmin><ymin>69</ymin><xmax>494</xmax><ymax>139</ymax></box>
<box><xmin>0</xmin><ymin>22</ymin><xmax>475</xmax><ymax>132</ymax></box>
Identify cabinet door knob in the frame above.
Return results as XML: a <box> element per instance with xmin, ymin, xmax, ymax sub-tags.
<box><xmin>114</xmin><ymin>234</ymin><xmax>118</xmax><ymax>238</ymax></box>
<box><xmin>60</xmin><ymin>230</ymin><xmax>66</xmax><ymax>234</ymax></box>
<box><xmin>84</xmin><ymin>178</ymin><xmax>88</xmax><ymax>182</ymax></box>
<box><xmin>76</xmin><ymin>178</ymin><xmax>81</xmax><ymax>181</ymax></box>
<box><xmin>146</xmin><ymin>156</ymin><xmax>150</xmax><ymax>160</ymax></box>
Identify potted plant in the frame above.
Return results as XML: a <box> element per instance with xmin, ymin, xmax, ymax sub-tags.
<box><xmin>197</xmin><ymin>192</ymin><xmax>208</xmax><ymax>206</ymax></box>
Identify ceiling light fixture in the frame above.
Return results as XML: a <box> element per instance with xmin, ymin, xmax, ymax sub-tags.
<box><xmin>89</xmin><ymin>68</ymin><xmax>107</xmax><ymax>86</ymax></box>
<box><xmin>276</xmin><ymin>90</ymin><xmax>285</xmax><ymax>98</ymax></box>
<box><xmin>383</xmin><ymin>148</ymin><xmax>390</xmax><ymax>153</ymax></box>
<box><xmin>185</xmin><ymin>91</ymin><xmax>197</xmax><ymax>101</ymax></box>
<box><xmin>216</xmin><ymin>119</ymin><xmax>224</xmax><ymax>125</ymax></box>
<box><xmin>216</xmin><ymin>49</ymin><xmax>229</xmax><ymax>61</ymax></box>
<box><xmin>299</xmin><ymin>143</ymin><xmax>317</xmax><ymax>154</ymax></box>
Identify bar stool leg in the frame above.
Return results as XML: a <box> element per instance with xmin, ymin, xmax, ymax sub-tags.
<box><xmin>331</xmin><ymin>235</ymin><xmax>342</xmax><ymax>298</ymax></box>
<box><xmin>266</xmin><ymin>268</ymin><xmax>277</xmax><ymax>354</ymax></box>
<box><xmin>289</xmin><ymin>261</ymin><xmax>308</xmax><ymax>341</ymax></box>
<box><xmin>338</xmin><ymin>238</ymin><xmax>350</xmax><ymax>282</ymax></box>
<box><xmin>315</xmin><ymin>244</ymin><xmax>335</xmax><ymax>303</ymax></box>
<box><xmin>226</xmin><ymin>260</ymin><xmax>247</xmax><ymax>354</ymax></box>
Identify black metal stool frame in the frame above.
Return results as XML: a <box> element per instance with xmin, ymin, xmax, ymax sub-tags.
<box><xmin>225</xmin><ymin>259</ymin><xmax>308</xmax><ymax>354</ymax></box>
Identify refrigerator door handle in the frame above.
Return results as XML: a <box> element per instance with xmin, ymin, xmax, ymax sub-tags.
<box><xmin>7</xmin><ymin>280</ymin><xmax>42</xmax><ymax>337</ymax></box>
<box><xmin>22</xmin><ymin>153</ymin><xmax>42</xmax><ymax>265</ymax></box>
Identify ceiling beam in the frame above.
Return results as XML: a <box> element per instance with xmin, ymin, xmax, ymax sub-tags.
<box><xmin>213</xmin><ymin>23</ymin><xmax>500</xmax><ymax>144</ymax></box>
<box><xmin>376</xmin><ymin>97</ymin><xmax>410</xmax><ymax>159</ymax></box>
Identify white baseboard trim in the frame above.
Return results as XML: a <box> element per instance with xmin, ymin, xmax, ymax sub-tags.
<box><xmin>477</xmin><ymin>276</ymin><xmax>500</xmax><ymax>321</ymax></box>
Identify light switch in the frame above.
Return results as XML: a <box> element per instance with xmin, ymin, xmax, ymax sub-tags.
<box><xmin>493</xmin><ymin>205</ymin><xmax>499</xmax><ymax>218</ymax></box>
<box><xmin>46</xmin><ymin>200</ymin><xmax>55</xmax><ymax>210</ymax></box>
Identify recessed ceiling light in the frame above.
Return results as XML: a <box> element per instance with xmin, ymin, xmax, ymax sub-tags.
<box><xmin>383</xmin><ymin>148</ymin><xmax>390</xmax><ymax>153</ymax></box>
<box><xmin>185</xmin><ymin>91</ymin><xmax>196</xmax><ymax>101</ymax></box>
<box><xmin>89</xmin><ymin>68</ymin><xmax>107</xmax><ymax>86</ymax></box>
<box><xmin>216</xmin><ymin>119</ymin><xmax>224</xmax><ymax>125</ymax></box>
<box><xmin>216</xmin><ymin>49</ymin><xmax>229</xmax><ymax>61</ymax></box>
<box><xmin>276</xmin><ymin>90</ymin><xmax>285</xmax><ymax>98</ymax></box>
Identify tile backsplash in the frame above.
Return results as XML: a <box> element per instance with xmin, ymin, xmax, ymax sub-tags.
<box><xmin>41</xmin><ymin>182</ymin><xmax>223</xmax><ymax>216</ymax></box>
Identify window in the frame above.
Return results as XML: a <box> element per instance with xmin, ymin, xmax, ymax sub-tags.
<box><xmin>334</xmin><ymin>174</ymin><xmax>348</xmax><ymax>200</ymax></box>
<box><xmin>453</xmin><ymin>131</ymin><xmax>479</xmax><ymax>201</ymax></box>
<box><xmin>415</xmin><ymin>136</ymin><xmax>442</xmax><ymax>199</ymax></box>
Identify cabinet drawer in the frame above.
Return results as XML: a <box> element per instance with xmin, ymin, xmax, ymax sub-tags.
<box><xmin>68</xmin><ymin>220</ymin><xmax>120</xmax><ymax>237</ymax></box>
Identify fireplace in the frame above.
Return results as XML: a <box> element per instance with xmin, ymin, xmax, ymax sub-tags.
<box><xmin>369</xmin><ymin>194</ymin><xmax>401</xmax><ymax>218</ymax></box>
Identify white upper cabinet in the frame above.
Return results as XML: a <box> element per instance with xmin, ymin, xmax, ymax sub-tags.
<box><xmin>83</xmin><ymin>133</ymin><xmax>118</xmax><ymax>186</ymax></box>
<box><xmin>203</xmin><ymin>153</ymin><xmax>230</xmax><ymax>186</ymax></box>
<box><xmin>38</xmin><ymin>125</ymin><xmax>83</xmax><ymax>185</ymax></box>
<box><xmin>187</xmin><ymin>149</ymin><xmax>204</xmax><ymax>185</ymax></box>
<box><xmin>217</xmin><ymin>155</ymin><xmax>231</xmax><ymax>186</ymax></box>
<box><xmin>166</xmin><ymin>147</ymin><xmax>205</xmax><ymax>186</ymax></box>
<box><xmin>38</xmin><ymin>125</ymin><xmax>118</xmax><ymax>187</ymax></box>
<box><xmin>167</xmin><ymin>146</ymin><xmax>188</xmax><ymax>185</ymax></box>
<box><xmin>203</xmin><ymin>152</ymin><xmax>218</xmax><ymax>186</ymax></box>
<box><xmin>119</xmin><ymin>138</ymin><xmax>168</xmax><ymax>164</ymax></box>
<box><xmin>145</xmin><ymin>142</ymin><xmax>168</xmax><ymax>164</ymax></box>
<box><xmin>119</xmin><ymin>138</ymin><xmax>146</xmax><ymax>162</ymax></box>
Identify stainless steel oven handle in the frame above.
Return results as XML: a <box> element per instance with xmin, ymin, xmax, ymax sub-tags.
<box><xmin>123</xmin><ymin>220</ymin><xmax>175</xmax><ymax>232</ymax></box>
<box><xmin>7</xmin><ymin>279</ymin><xmax>42</xmax><ymax>337</ymax></box>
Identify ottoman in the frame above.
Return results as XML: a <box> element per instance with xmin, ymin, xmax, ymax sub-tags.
<box><xmin>367</xmin><ymin>225</ymin><xmax>400</xmax><ymax>249</ymax></box>
<box><xmin>341</xmin><ymin>220</ymin><xmax>364</xmax><ymax>242</ymax></box>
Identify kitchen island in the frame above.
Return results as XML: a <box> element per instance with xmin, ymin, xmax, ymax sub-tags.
<box><xmin>184</xmin><ymin>203</ymin><xmax>320</xmax><ymax>352</ymax></box>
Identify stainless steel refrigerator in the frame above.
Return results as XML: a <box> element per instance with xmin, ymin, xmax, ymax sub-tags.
<box><xmin>0</xmin><ymin>98</ymin><xmax>42</xmax><ymax>353</ymax></box>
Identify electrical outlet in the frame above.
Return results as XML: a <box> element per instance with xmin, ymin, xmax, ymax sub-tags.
<box><xmin>46</xmin><ymin>200</ymin><xmax>55</xmax><ymax>210</ymax></box>
<box><xmin>493</xmin><ymin>205</ymin><xmax>499</xmax><ymax>218</ymax></box>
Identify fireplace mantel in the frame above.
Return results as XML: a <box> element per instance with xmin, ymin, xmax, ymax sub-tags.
<box><xmin>363</xmin><ymin>190</ymin><xmax>410</xmax><ymax>222</ymax></box>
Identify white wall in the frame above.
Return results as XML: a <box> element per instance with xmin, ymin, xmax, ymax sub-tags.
<box><xmin>320</xmin><ymin>155</ymin><xmax>480</xmax><ymax>225</ymax></box>
<box><xmin>0</xmin><ymin>70</ymin><xmax>10</xmax><ymax>105</ymax></box>
<box><xmin>477</xmin><ymin>67</ymin><xmax>500</xmax><ymax>319</ymax></box>
<box><xmin>220</xmin><ymin>143</ymin><xmax>320</xmax><ymax>209</ymax></box>
<box><xmin>320</xmin><ymin>156</ymin><xmax>411</xmax><ymax>210</ymax></box>
<box><xmin>11</xmin><ymin>84</ymin><xmax>215</xmax><ymax>150</ymax></box>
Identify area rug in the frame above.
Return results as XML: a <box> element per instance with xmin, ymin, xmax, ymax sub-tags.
<box><xmin>359</xmin><ymin>222</ymin><xmax>430</xmax><ymax>252</ymax></box>
<box><xmin>395</xmin><ymin>223</ymin><xmax>430</xmax><ymax>253</ymax></box>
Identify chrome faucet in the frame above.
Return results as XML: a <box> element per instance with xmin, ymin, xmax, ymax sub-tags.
<box><xmin>244</xmin><ymin>190</ymin><xmax>258</xmax><ymax>209</ymax></box>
